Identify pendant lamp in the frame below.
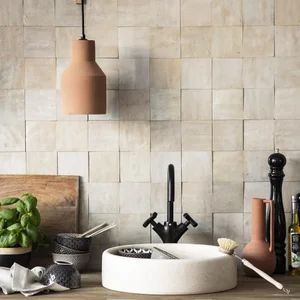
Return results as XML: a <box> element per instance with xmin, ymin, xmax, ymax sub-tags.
<box><xmin>61</xmin><ymin>0</ymin><xmax>106</xmax><ymax>114</ymax></box>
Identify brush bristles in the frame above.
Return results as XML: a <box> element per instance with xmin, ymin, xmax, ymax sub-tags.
<box><xmin>217</xmin><ymin>238</ymin><xmax>238</xmax><ymax>255</ymax></box>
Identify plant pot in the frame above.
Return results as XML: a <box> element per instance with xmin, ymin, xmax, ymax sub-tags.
<box><xmin>0</xmin><ymin>247</ymin><xmax>32</xmax><ymax>268</ymax></box>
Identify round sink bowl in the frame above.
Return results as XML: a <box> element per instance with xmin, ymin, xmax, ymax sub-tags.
<box><xmin>102</xmin><ymin>243</ymin><xmax>237</xmax><ymax>295</ymax></box>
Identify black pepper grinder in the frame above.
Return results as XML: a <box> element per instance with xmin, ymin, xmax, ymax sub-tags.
<box><xmin>266</xmin><ymin>149</ymin><xmax>287</xmax><ymax>274</ymax></box>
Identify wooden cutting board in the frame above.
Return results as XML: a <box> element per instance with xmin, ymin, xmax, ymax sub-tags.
<box><xmin>0</xmin><ymin>175</ymin><xmax>79</xmax><ymax>236</ymax></box>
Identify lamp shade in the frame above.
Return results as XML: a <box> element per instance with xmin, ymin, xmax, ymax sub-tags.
<box><xmin>61</xmin><ymin>39</ymin><xmax>106</xmax><ymax>114</ymax></box>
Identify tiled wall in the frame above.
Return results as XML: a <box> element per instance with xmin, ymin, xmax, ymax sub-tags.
<box><xmin>1</xmin><ymin>0</ymin><xmax>300</xmax><ymax>269</ymax></box>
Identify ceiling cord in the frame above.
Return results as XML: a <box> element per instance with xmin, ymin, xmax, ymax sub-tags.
<box><xmin>80</xmin><ymin>0</ymin><xmax>86</xmax><ymax>40</ymax></box>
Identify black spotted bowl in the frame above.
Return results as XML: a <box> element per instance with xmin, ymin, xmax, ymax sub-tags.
<box><xmin>41</xmin><ymin>261</ymin><xmax>81</xmax><ymax>289</ymax></box>
<box><xmin>55</xmin><ymin>233</ymin><xmax>91</xmax><ymax>252</ymax></box>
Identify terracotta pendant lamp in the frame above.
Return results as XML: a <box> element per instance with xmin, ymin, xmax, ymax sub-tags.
<box><xmin>61</xmin><ymin>0</ymin><xmax>106</xmax><ymax>114</ymax></box>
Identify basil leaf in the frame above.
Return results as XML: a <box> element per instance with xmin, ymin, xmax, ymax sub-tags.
<box><xmin>22</xmin><ymin>194</ymin><xmax>37</xmax><ymax>212</ymax></box>
<box><xmin>20</xmin><ymin>232</ymin><xmax>31</xmax><ymax>248</ymax></box>
<box><xmin>21</xmin><ymin>214</ymin><xmax>31</xmax><ymax>227</ymax></box>
<box><xmin>0</xmin><ymin>209</ymin><xmax>17</xmax><ymax>220</ymax></box>
<box><xmin>26</xmin><ymin>224</ymin><xmax>38</xmax><ymax>243</ymax></box>
<box><xmin>0</xmin><ymin>230</ymin><xmax>17</xmax><ymax>247</ymax></box>
<box><xmin>0</xmin><ymin>198</ymin><xmax>19</xmax><ymax>206</ymax></box>
<box><xmin>16</xmin><ymin>200</ymin><xmax>26</xmax><ymax>214</ymax></box>
<box><xmin>7</xmin><ymin>223</ymin><xmax>22</xmax><ymax>232</ymax></box>
<box><xmin>29</xmin><ymin>208</ymin><xmax>41</xmax><ymax>227</ymax></box>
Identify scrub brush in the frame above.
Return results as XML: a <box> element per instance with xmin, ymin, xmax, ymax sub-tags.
<box><xmin>217</xmin><ymin>238</ymin><xmax>290</xmax><ymax>295</ymax></box>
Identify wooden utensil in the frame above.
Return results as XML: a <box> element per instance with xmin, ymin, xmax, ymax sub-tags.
<box><xmin>85</xmin><ymin>223</ymin><xmax>116</xmax><ymax>238</ymax></box>
<box><xmin>78</xmin><ymin>223</ymin><xmax>107</xmax><ymax>238</ymax></box>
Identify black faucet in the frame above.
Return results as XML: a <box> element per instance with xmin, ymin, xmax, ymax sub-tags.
<box><xmin>143</xmin><ymin>164</ymin><xmax>198</xmax><ymax>243</ymax></box>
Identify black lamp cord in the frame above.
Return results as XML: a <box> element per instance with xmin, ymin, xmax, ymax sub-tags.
<box><xmin>80</xmin><ymin>0</ymin><xmax>86</xmax><ymax>40</ymax></box>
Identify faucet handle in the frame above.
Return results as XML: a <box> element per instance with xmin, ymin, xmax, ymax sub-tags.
<box><xmin>183</xmin><ymin>213</ymin><xmax>198</xmax><ymax>227</ymax></box>
<box><xmin>143</xmin><ymin>212</ymin><xmax>158</xmax><ymax>228</ymax></box>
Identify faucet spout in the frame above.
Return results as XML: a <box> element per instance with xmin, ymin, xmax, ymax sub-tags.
<box><xmin>167</xmin><ymin>164</ymin><xmax>175</xmax><ymax>224</ymax></box>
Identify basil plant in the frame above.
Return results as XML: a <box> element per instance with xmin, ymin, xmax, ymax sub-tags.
<box><xmin>0</xmin><ymin>193</ymin><xmax>47</xmax><ymax>248</ymax></box>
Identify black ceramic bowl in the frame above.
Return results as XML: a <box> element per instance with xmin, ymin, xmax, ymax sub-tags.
<box><xmin>0</xmin><ymin>247</ymin><xmax>31</xmax><ymax>268</ymax></box>
<box><xmin>55</xmin><ymin>233</ymin><xmax>91</xmax><ymax>252</ymax></box>
<box><xmin>53</xmin><ymin>241</ymin><xmax>87</xmax><ymax>255</ymax></box>
<box><xmin>118</xmin><ymin>247</ymin><xmax>152</xmax><ymax>259</ymax></box>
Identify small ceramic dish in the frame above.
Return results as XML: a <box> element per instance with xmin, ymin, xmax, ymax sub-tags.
<box><xmin>118</xmin><ymin>247</ymin><xmax>152</xmax><ymax>259</ymax></box>
<box><xmin>53</xmin><ymin>241</ymin><xmax>87</xmax><ymax>255</ymax></box>
<box><xmin>52</xmin><ymin>252</ymin><xmax>90</xmax><ymax>272</ymax></box>
<box><xmin>55</xmin><ymin>233</ymin><xmax>91</xmax><ymax>252</ymax></box>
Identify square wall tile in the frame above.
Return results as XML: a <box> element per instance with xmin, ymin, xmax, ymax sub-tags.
<box><xmin>213</xmin><ymin>58</ymin><xmax>242</xmax><ymax>89</ymax></box>
<box><xmin>26</xmin><ymin>121</ymin><xmax>55</xmax><ymax>151</ymax></box>
<box><xmin>56</xmin><ymin>27</ymin><xmax>81</xmax><ymax>58</ymax></box>
<box><xmin>150</xmin><ymin>89</ymin><xmax>180</xmax><ymax>120</ymax></box>
<box><xmin>244</xmin><ymin>89</ymin><xmax>274</xmax><ymax>119</ymax></box>
<box><xmin>244</xmin><ymin>120</ymin><xmax>274</xmax><ymax>150</ymax></box>
<box><xmin>243</xmin><ymin>0</ymin><xmax>273</xmax><ymax>25</ymax></box>
<box><xmin>0</xmin><ymin>152</ymin><xmax>25</xmax><ymax>174</ymax></box>
<box><xmin>181</xmin><ymin>59</ymin><xmax>211</xmax><ymax>89</ymax></box>
<box><xmin>285</xmin><ymin>151</ymin><xmax>300</xmax><ymax>181</ymax></box>
<box><xmin>151</xmin><ymin>121</ymin><xmax>181</xmax><ymax>151</ymax></box>
<box><xmin>89</xmin><ymin>183</ymin><xmax>119</xmax><ymax>213</ymax></box>
<box><xmin>25</xmin><ymin>90</ymin><xmax>56</xmax><ymax>121</ymax></box>
<box><xmin>0</xmin><ymin>27</ymin><xmax>23</xmax><ymax>58</ymax></box>
<box><xmin>150</xmin><ymin>0</ymin><xmax>180</xmax><ymax>27</ymax></box>
<box><xmin>24</xmin><ymin>0</ymin><xmax>55</xmax><ymax>26</ymax></box>
<box><xmin>58</xmin><ymin>152</ymin><xmax>88</xmax><ymax>182</ymax></box>
<box><xmin>0</xmin><ymin>122</ymin><xmax>24</xmax><ymax>151</ymax></box>
<box><xmin>150</xmin><ymin>59</ymin><xmax>180</xmax><ymax>89</ymax></box>
<box><xmin>182</xmin><ymin>121</ymin><xmax>212</xmax><ymax>151</ymax></box>
<box><xmin>275</xmin><ymin>0</ymin><xmax>300</xmax><ymax>25</ymax></box>
<box><xmin>213</xmin><ymin>89</ymin><xmax>243</xmax><ymax>120</ymax></box>
<box><xmin>120</xmin><ymin>121</ymin><xmax>150</xmax><ymax>151</ymax></box>
<box><xmin>181</xmin><ymin>0</ymin><xmax>212</xmax><ymax>26</ymax></box>
<box><xmin>275</xmin><ymin>57</ymin><xmax>300</xmax><ymax>88</ymax></box>
<box><xmin>182</xmin><ymin>152</ymin><xmax>212</xmax><ymax>183</ymax></box>
<box><xmin>24</xmin><ymin>27</ymin><xmax>55</xmax><ymax>58</ymax></box>
<box><xmin>276</xmin><ymin>26</ymin><xmax>300</xmax><ymax>57</ymax></box>
<box><xmin>26</xmin><ymin>152</ymin><xmax>57</xmax><ymax>175</ymax></box>
<box><xmin>120</xmin><ymin>152</ymin><xmax>150</xmax><ymax>182</ymax></box>
<box><xmin>244</xmin><ymin>182</ymin><xmax>269</xmax><ymax>212</ymax></box>
<box><xmin>120</xmin><ymin>183</ymin><xmax>150</xmax><ymax>214</ymax></box>
<box><xmin>56</xmin><ymin>121</ymin><xmax>87</xmax><ymax>151</ymax></box>
<box><xmin>88</xmin><ymin>121</ymin><xmax>119</xmax><ymax>151</ymax></box>
<box><xmin>275</xmin><ymin>120</ymin><xmax>300</xmax><ymax>150</ymax></box>
<box><xmin>151</xmin><ymin>152</ymin><xmax>181</xmax><ymax>182</ymax></box>
<box><xmin>212</xmin><ymin>0</ymin><xmax>242</xmax><ymax>25</ymax></box>
<box><xmin>55</xmin><ymin>0</ymin><xmax>81</xmax><ymax>26</ymax></box>
<box><xmin>213</xmin><ymin>121</ymin><xmax>243</xmax><ymax>151</ymax></box>
<box><xmin>182</xmin><ymin>90</ymin><xmax>212</xmax><ymax>121</ymax></box>
<box><xmin>0</xmin><ymin>90</ymin><xmax>24</xmax><ymax>121</ymax></box>
<box><xmin>96</xmin><ymin>59</ymin><xmax>119</xmax><ymax>90</ymax></box>
<box><xmin>0</xmin><ymin>58</ymin><xmax>24</xmax><ymax>89</ymax></box>
<box><xmin>0</xmin><ymin>0</ymin><xmax>23</xmax><ymax>25</ymax></box>
<box><xmin>89</xmin><ymin>152</ymin><xmax>119</xmax><ymax>183</ymax></box>
<box><xmin>275</xmin><ymin>88</ymin><xmax>300</xmax><ymax>119</ymax></box>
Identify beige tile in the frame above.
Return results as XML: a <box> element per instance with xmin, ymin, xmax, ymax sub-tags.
<box><xmin>276</xmin><ymin>26</ymin><xmax>300</xmax><ymax>57</ymax></box>
<box><xmin>25</xmin><ymin>90</ymin><xmax>56</xmax><ymax>121</ymax></box>
<box><xmin>244</xmin><ymin>182</ymin><xmax>269</xmax><ymax>212</ymax></box>
<box><xmin>182</xmin><ymin>182</ymin><xmax>212</xmax><ymax>214</ymax></box>
<box><xmin>243</xmin><ymin>27</ymin><xmax>274</xmax><ymax>57</ymax></box>
<box><xmin>24</xmin><ymin>0</ymin><xmax>55</xmax><ymax>26</ymax></box>
<box><xmin>25</xmin><ymin>58</ymin><xmax>55</xmax><ymax>89</ymax></box>
<box><xmin>282</xmin><ymin>181</ymin><xmax>300</xmax><ymax>213</ymax></box>
<box><xmin>89</xmin><ymin>152</ymin><xmax>119</xmax><ymax>183</ymax></box>
<box><xmin>0</xmin><ymin>90</ymin><xmax>24</xmax><ymax>121</ymax></box>
<box><xmin>244</xmin><ymin>89</ymin><xmax>274</xmax><ymax>120</ymax></box>
<box><xmin>151</xmin><ymin>152</ymin><xmax>181</xmax><ymax>182</ymax></box>
<box><xmin>119</xmin><ymin>90</ymin><xmax>150</xmax><ymax>121</ymax></box>
<box><xmin>182</xmin><ymin>121</ymin><xmax>212</xmax><ymax>151</ymax></box>
<box><xmin>244</xmin><ymin>120</ymin><xmax>274</xmax><ymax>150</ymax></box>
<box><xmin>0</xmin><ymin>122</ymin><xmax>24</xmax><ymax>151</ymax></box>
<box><xmin>26</xmin><ymin>152</ymin><xmax>57</xmax><ymax>175</ymax></box>
<box><xmin>55</xmin><ymin>0</ymin><xmax>81</xmax><ymax>26</ymax></box>
<box><xmin>212</xmin><ymin>0</ymin><xmax>242</xmax><ymax>25</ymax></box>
<box><xmin>150</xmin><ymin>89</ymin><xmax>180</xmax><ymax>121</ymax></box>
<box><xmin>95</xmin><ymin>59</ymin><xmax>118</xmax><ymax>90</ymax></box>
<box><xmin>56</xmin><ymin>121</ymin><xmax>87</xmax><ymax>151</ymax></box>
<box><xmin>55</xmin><ymin>27</ymin><xmax>81</xmax><ymax>58</ymax></box>
<box><xmin>213</xmin><ymin>121</ymin><xmax>243</xmax><ymax>151</ymax></box>
<box><xmin>181</xmin><ymin>27</ymin><xmax>212</xmax><ymax>58</ymax></box>
<box><xmin>26</xmin><ymin>121</ymin><xmax>55</xmax><ymax>151</ymax></box>
<box><xmin>285</xmin><ymin>151</ymin><xmax>300</xmax><ymax>181</ymax></box>
<box><xmin>182</xmin><ymin>90</ymin><xmax>212</xmax><ymax>120</ymax></box>
<box><xmin>119</xmin><ymin>27</ymin><xmax>149</xmax><ymax>58</ymax></box>
<box><xmin>120</xmin><ymin>152</ymin><xmax>150</xmax><ymax>182</ymax></box>
<box><xmin>58</xmin><ymin>152</ymin><xmax>88</xmax><ymax>182</ymax></box>
<box><xmin>150</xmin><ymin>0</ymin><xmax>180</xmax><ymax>26</ymax></box>
<box><xmin>150</xmin><ymin>59</ymin><xmax>180</xmax><ymax>89</ymax></box>
<box><xmin>120</xmin><ymin>183</ymin><xmax>150</xmax><ymax>213</ymax></box>
<box><xmin>275</xmin><ymin>0</ymin><xmax>300</xmax><ymax>25</ymax></box>
<box><xmin>119</xmin><ymin>59</ymin><xmax>149</xmax><ymax>89</ymax></box>
<box><xmin>243</xmin><ymin>57</ymin><xmax>274</xmax><ymax>88</ymax></box>
<box><xmin>181</xmin><ymin>0</ymin><xmax>212</xmax><ymax>26</ymax></box>
<box><xmin>0</xmin><ymin>0</ymin><xmax>23</xmax><ymax>25</ymax></box>
<box><xmin>88</xmin><ymin>121</ymin><xmax>119</xmax><ymax>151</ymax></box>
<box><xmin>56</xmin><ymin>58</ymin><xmax>69</xmax><ymax>90</ymax></box>
<box><xmin>89</xmin><ymin>183</ymin><xmax>119</xmax><ymax>213</ymax></box>
<box><xmin>214</xmin><ymin>151</ymin><xmax>243</xmax><ymax>182</ymax></box>
<box><xmin>213</xmin><ymin>89</ymin><xmax>243</xmax><ymax>120</ymax></box>
<box><xmin>150</xmin><ymin>27</ymin><xmax>180</xmax><ymax>58</ymax></box>
<box><xmin>0</xmin><ymin>27</ymin><xmax>23</xmax><ymax>57</ymax></box>
<box><xmin>182</xmin><ymin>152</ymin><xmax>212</xmax><ymax>183</ymax></box>
<box><xmin>151</xmin><ymin>121</ymin><xmax>181</xmax><ymax>151</ymax></box>
<box><xmin>120</xmin><ymin>121</ymin><xmax>150</xmax><ymax>151</ymax></box>
<box><xmin>275</xmin><ymin>120</ymin><xmax>300</xmax><ymax>150</ymax></box>
<box><xmin>0</xmin><ymin>152</ymin><xmax>25</xmax><ymax>174</ymax></box>
<box><xmin>275</xmin><ymin>88</ymin><xmax>300</xmax><ymax>119</ymax></box>
<box><xmin>244</xmin><ymin>151</ymin><xmax>272</xmax><ymax>181</ymax></box>
<box><xmin>0</xmin><ymin>58</ymin><xmax>24</xmax><ymax>89</ymax></box>
<box><xmin>243</xmin><ymin>0</ymin><xmax>273</xmax><ymax>25</ymax></box>
<box><xmin>213</xmin><ymin>58</ymin><xmax>242</xmax><ymax>89</ymax></box>
<box><xmin>211</xmin><ymin>27</ymin><xmax>242</xmax><ymax>57</ymax></box>
<box><xmin>181</xmin><ymin>59</ymin><xmax>211</xmax><ymax>89</ymax></box>
<box><xmin>275</xmin><ymin>57</ymin><xmax>300</xmax><ymax>88</ymax></box>
<box><xmin>213</xmin><ymin>213</ymin><xmax>244</xmax><ymax>244</ymax></box>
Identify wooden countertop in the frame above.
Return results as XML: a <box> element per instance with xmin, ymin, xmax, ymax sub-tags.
<box><xmin>3</xmin><ymin>273</ymin><xmax>300</xmax><ymax>299</ymax></box>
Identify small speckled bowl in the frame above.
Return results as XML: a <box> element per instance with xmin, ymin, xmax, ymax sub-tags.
<box><xmin>55</xmin><ymin>233</ymin><xmax>92</xmax><ymax>252</ymax></box>
<box><xmin>53</xmin><ymin>241</ymin><xmax>87</xmax><ymax>255</ymax></box>
<box><xmin>52</xmin><ymin>252</ymin><xmax>90</xmax><ymax>272</ymax></box>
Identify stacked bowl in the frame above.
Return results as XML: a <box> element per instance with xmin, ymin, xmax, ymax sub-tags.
<box><xmin>52</xmin><ymin>233</ymin><xmax>91</xmax><ymax>271</ymax></box>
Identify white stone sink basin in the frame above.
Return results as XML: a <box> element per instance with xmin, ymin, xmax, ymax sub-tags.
<box><xmin>102</xmin><ymin>243</ymin><xmax>237</xmax><ymax>295</ymax></box>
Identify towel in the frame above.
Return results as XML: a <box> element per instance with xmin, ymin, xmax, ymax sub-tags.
<box><xmin>0</xmin><ymin>263</ymin><xmax>69</xmax><ymax>297</ymax></box>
